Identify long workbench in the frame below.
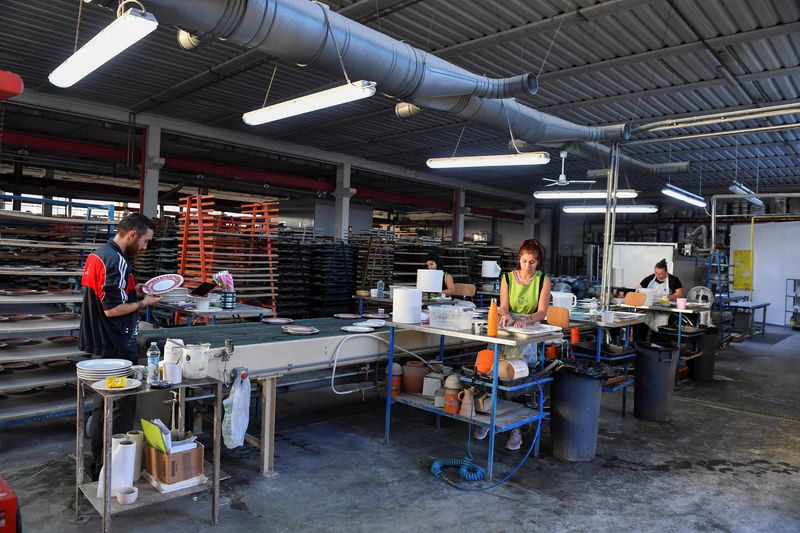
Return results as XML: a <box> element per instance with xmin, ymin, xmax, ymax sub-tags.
<box><xmin>137</xmin><ymin>318</ymin><xmax>482</xmax><ymax>476</ymax></box>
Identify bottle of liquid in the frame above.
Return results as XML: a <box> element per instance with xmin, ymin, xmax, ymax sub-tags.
<box><xmin>487</xmin><ymin>298</ymin><xmax>499</xmax><ymax>337</ymax></box>
<box><xmin>146</xmin><ymin>342</ymin><xmax>160</xmax><ymax>384</ymax></box>
<box><xmin>589</xmin><ymin>297</ymin><xmax>598</xmax><ymax>319</ymax></box>
<box><xmin>376</xmin><ymin>280</ymin><xmax>385</xmax><ymax>298</ymax></box>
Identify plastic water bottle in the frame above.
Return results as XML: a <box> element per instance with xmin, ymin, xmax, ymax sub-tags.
<box><xmin>146</xmin><ymin>342</ymin><xmax>160</xmax><ymax>384</ymax></box>
<box><xmin>376</xmin><ymin>280</ymin><xmax>385</xmax><ymax>298</ymax></box>
<box><xmin>589</xmin><ymin>297</ymin><xmax>598</xmax><ymax>319</ymax></box>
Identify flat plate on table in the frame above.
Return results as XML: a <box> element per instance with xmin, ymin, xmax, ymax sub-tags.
<box><xmin>45</xmin><ymin>312</ymin><xmax>79</xmax><ymax>320</ymax></box>
<box><xmin>142</xmin><ymin>274</ymin><xmax>184</xmax><ymax>295</ymax></box>
<box><xmin>333</xmin><ymin>313</ymin><xmax>362</xmax><ymax>319</ymax></box>
<box><xmin>282</xmin><ymin>325</ymin><xmax>320</xmax><ymax>335</ymax></box>
<box><xmin>501</xmin><ymin>323</ymin><xmax>563</xmax><ymax>336</ymax></box>
<box><xmin>341</xmin><ymin>326</ymin><xmax>374</xmax><ymax>333</ymax></box>
<box><xmin>362</xmin><ymin>313</ymin><xmax>389</xmax><ymax>319</ymax></box>
<box><xmin>263</xmin><ymin>317</ymin><xmax>293</xmax><ymax>324</ymax></box>
<box><xmin>91</xmin><ymin>378</ymin><xmax>142</xmax><ymax>392</ymax></box>
<box><xmin>354</xmin><ymin>320</ymin><xmax>385</xmax><ymax>328</ymax></box>
<box><xmin>76</xmin><ymin>359</ymin><xmax>132</xmax><ymax>372</ymax></box>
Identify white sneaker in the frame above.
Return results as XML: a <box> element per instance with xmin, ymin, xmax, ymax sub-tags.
<box><xmin>505</xmin><ymin>428</ymin><xmax>522</xmax><ymax>451</ymax></box>
<box><xmin>473</xmin><ymin>426</ymin><xmax>489</xmax><ymax>440</ymax></box>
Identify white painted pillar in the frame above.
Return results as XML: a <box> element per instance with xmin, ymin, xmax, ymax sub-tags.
<box><xmin>524</xmin><ymin>201</ymin><xmax>537</xmax><ymax>238</ymax></box>
<box><xmin>141</xmin><ymin>123</ymin><xmax>164</xmax><ymax>218</ymax></box>
<box><xmin>452</xmin><ymin>188</ymin><xmax>465</xmax><ymax>243</ymax></box>
<box><xmin>333</xmin><ymin>163</ymin><xmax>355</xmax><ymax>241</ymax></box>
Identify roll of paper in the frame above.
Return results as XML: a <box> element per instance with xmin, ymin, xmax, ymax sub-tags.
<box><xmin>481</xmin><ymin>260</ymin><xmax>501</xmax><ymax>278</ymax></box>
<box><xmin>97</xmin><ymin>439</ymin><xmax>136</xmax><ymax>498</ymax></box>
<box><xmin>126</xmin><ymin>430</ymin><xmax>144</xmax><ymax>481</ymax></box>
<box><xmin>393</xmin><ymin>288</ymin><xmax>422</xmax><ymax>324</ymax></box>
<box><xmin>416</xmin><ymin>269</ymin><xmax>443</xmax><ymax>293</ymax></box>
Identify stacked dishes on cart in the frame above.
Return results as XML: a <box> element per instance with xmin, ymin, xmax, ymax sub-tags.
<box><xmin>76</xmin><ymin>359</ymin><xmax>132</xmax><ymax>381</ymax></box>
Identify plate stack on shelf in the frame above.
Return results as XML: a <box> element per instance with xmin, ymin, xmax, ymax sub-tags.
<box><xmin>350</xmin><ymin>229</ymin><xmax>396</xmax><ymax>290</ymax></box>
<box><xmin>309</xmin><ymin>241</ymin><xmax>356</xmax><ymax>317</ymax></box>
<box><xmin>76</xmin><ymin>359</ymin><xmax>132</xmax><ymax>381</ymax></box>
<box><xmin>134</xmin><ymin>217</ymin><xmax>179</xmax><ymax>281</ymax></box>
<box><xmin>274</xmin><ymin>227</ymin><xmax>313</xmax><ymax>318</ymax></box>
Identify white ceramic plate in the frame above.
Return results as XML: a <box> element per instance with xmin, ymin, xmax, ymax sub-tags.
<box><xmin>362</xmin><ymin>313</ymin><xmax>389</xmax><ymax>319</ymax></box>
<box><xmin>333</xmin><ymin>313</ymin><xmax>361</xmax><ymax>319</ymax></box>
<box><xmin>353</xmin><ymin>319</ymin><xmax>385</xmax><ymax>328</ymax></box>
<box><xmin>76</xmin><ymin>359</ymin><xmax>132</xmax><ymax>371</ymax></box>
<box><xmin>142</xmin><ymin>274</ymin><xmax>184</xmax><ymax>295</ymax></box>
<box><xmin>263</xmin><ymin>318</ymin><xmax>293</xmax><ymax>324</ymax></box>
<box><xmin>341</xmin><ymin>326</ymin><xmax>374</xmax><ymax>333</ymax></box>
<box><xmin>91</xmin><ymin>378</ymin><xmax>142</xmax><ymax>392</ymax></box>
<box><xmin>282</xmin><ymin>325</ymin><xmax>319</xmax><ymax>335</ymax></box>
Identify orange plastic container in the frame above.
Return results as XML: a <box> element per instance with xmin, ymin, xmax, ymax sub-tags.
<box><xmin>487</xmin><ymin>299</ymin><xmax>499</xmax><ymax>337</ymax></box>
<box><xmin>475</xmin><ymin>349</ymin><xmax>497</xmax><ymax>374</ymax></box>
<box><xmin>546</xmin><ymin>344</ymin><xmax>559</xmax><ymax>360</ymax></box>
<box><xmin>444</xmin><ymin>388</ymin><xmax>461</xmax><ymax>414</ymax></box>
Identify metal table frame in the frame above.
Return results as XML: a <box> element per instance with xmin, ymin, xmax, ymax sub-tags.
<box><xmin>74</xmin><ymin>377</ymin><xmax>223</xmax><ymax>532</ymax></box>
<box><xmin>383</xmin><ymin>322</ymin><xmax>562</xmax><ymax>481</ymax></box>
<box><xmin>730</xmin><ymin>301</ymin><xmax>770</xmax><ymax>338</ymax></box>
<box><xmin>147</xmin><ymin>302</ymin><xmax>271</xmax><ymax>326</ymax></box>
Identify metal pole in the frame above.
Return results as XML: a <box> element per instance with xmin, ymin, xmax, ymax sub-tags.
<box><xmin>212</xmin><ymin>382</ymin><xmax>222</xmax><ymax>525</ymax></box>
<box><xmin>74</xmin><ymin>379</ymin><xmax>85</xmax><ymax>523</ymax></box>
<box><xmin>604</xmin><ymin>142</ymin><xmax>621</xmax><ymax>309</ymax></box>
<box><xmin>102</xmin><ymin>396</ymin><xmax>113</xmax><ymax>533</ymax></box>
<box><xmin>384</xmin><ymin>327</ymin><xmax>395</xmax><ymax>445</ymax></box>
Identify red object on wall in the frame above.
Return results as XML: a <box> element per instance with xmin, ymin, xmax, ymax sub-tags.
<box><xmin>0</xmin><ymin>71</ymin><xmax>23</xmax><ymax>101</ymax></box>
<box><xmin>0</xmin><ymin>476</ymin><xmax>19</xmax><ymax>532</ymax></box>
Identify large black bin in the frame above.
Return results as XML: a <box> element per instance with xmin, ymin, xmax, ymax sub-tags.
<box><xmin>550</xmin><ymin>371</ymin><xmax>602</xmax><ymax>461</ymax></box>
<box><xmin>634</xmin><ymin>342</ymin><xmax>678</xmax><ymax>421</ymax></box>
<box><xmin>691</xmin><ymin>329</ymin><xmax>718</xmax><ymax>381</ymax></box>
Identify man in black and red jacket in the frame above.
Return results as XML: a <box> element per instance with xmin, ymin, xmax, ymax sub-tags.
<box><xmin>80</xmin><ymin>213</ymin><xmax>162</xmax><ymax>477</ymax></box>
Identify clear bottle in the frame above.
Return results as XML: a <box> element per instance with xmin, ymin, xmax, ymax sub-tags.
<box><xmin>589</xmin><ymin>297</ymin><xmax>598</xmax><ymax>319</ymax></box>
<box><xmin>376</xmin><ymin>280</ymin><xmax>385</xmax><ymax>298</ymax></box>
<box><xmin>146</xmin><ymin>342</ymin><xmax>160</xmax><ymax>384</ymax></box>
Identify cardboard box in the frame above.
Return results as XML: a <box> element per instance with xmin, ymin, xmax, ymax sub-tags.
<box><xmin>145</xmin><ymin>443</ymin><xmax>204</xmax><ymax>484</ymax></box>
<box><xmin>421</xmin><ymin>372</ymin><xmax>443</xmax><ymax>397</ymax></box>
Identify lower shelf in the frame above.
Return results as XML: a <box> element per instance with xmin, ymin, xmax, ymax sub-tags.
<box><xmin>78</xmin><ymin>462</ymin><xmax>228</xmax><ymax>517</ymax></box>
<box><xmin>393</xmin><ymin>393</ymin><xmax>544</xmax><ymax>432</ymax></box>
<box><xmin>0</xmin><ymin>388</ymin><xmax>84</xmax><ymax>427</ymax></box>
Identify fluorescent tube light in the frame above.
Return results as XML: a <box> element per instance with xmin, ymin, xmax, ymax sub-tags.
<box><xmin>427</xmin><ymin>152</ymin><xmax>550</xmax><ymax>169</ymax></box>
<box><xmin>534</xmin><ymin>189</ymin><xmax>638</xmax><ymax>200</ymax></box>
<box><xmin>562</xmin><ymin>204</ymin><xmax>659</xmax><ymax>214</ymax></box>
<box><xmin>243</xmin><ymin>80</ymin><xmax>376</xmax><ymax>125</ymax></box>
<box><xmin>661</xmin><ymin>183</ymin><xmax>706</xmax><ymax>208</ymax></box>
<box><xmin>49</xmin><ymin>8</ymin><xmax>158</xmax><ymax>88</ymax></box>
<box><xmin>728</xmin><ymin>180</ymin><xmax>764</xmax><ymax>206</ymax></box>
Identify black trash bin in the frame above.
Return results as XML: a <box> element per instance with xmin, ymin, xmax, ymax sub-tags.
<box><xmin>691</xmin><ymin>329</ymin><xmax>718</xmax><ymax>381</ymax></box>
<box><xmin>550</xmin><ymin>371</ymin><xmax>602</xmax><ymax>461</ymax></box>
<box><xmin>634</xmin><ymin>342</ymin><xmax>678</xmax><ymax>421</ymax></box>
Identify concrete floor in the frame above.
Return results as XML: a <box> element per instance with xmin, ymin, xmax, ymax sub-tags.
<box><xmin>2</xmin><ymin>326</ymin><xmax>799</xmax><ymax>532</ymax></box>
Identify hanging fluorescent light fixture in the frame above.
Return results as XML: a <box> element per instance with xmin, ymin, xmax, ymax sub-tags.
<box><xmin>661</xmin><ymin>183</ymin><xmax>706</xmax><ymax>208</ymax></box>
<box><xmin>243</xmin><ymin>80</ymin><xmax>376</xmax><ymax>125</ymax></box>
<box><xmin>49</xmin><ymin>7</ymin><xmax>158</xmax><ymax>88</ymax></box>
<box><xmin>729</xmin><ymin>180</ymin><xmax>764</xmax><ymax>206</ymax></box>
<box><xmin>534</xmin><ymin>189</ymin><xmax>638</xmax><ymax>200</ymax></box>
<box><xmin>562</xmin><ymin>204</ymin><xmax>659</xmax><ymax>214</ymax></box>
<box><xmin>427</xmin><ymin>152</ymin><xmax>550</xmax><ymax>169</ymax></box>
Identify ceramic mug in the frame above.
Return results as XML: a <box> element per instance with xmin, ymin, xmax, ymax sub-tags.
<box><xmin>676</xmin><ymin>297</ymin><xmax>687</xmax><ymax>310</ymax></box>
<box><xmin>162</xmin><ymin>361</ymin><xmax>182</xmax><ymax>384</ymax></box>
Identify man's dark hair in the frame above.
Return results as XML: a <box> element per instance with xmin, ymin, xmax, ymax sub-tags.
<box><xmin>116</xmin><ymin>213</ymin><xmax>156</xmax><ymax>236</ymax></box>
<box><xmin>655</xmin><ymin>258</ymin><xmax>668</xmax><ymax>271</ymax></box>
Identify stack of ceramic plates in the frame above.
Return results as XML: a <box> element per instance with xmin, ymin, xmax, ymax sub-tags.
<box><xmin>76</xmin><ymin>359</ymin><xmax>132</xmax><ymax>381</ymax></box>
<box><xmin>161</xmin><ymin>287</ymin><xmax>190</xmax><ymax>303</ymax></box>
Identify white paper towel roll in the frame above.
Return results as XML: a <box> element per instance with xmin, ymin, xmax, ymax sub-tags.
<box><xmin>393</xmin><ymin>288</ymin><xmax>422</xmax><ymax>323</ymax></box>
<box><xmin>97</xmin><ymin>439</ymin><xmax>136</xmax><ymax>498</ymax></box>
<box><xmin>126</xmin><ymin>430</ymin><xmax>144</xmax><ymax>481</ymax></box>
<box><xmin>416</xmin><ymin>269</ymin><xmax>443</xmax><ymax>292</ymax></box>
<box><xmin>481</xmin><ymin>260</ymin><xmax>501</xmax><ymax>278</ymax></box>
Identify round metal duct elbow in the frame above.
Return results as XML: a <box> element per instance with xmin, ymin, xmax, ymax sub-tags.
<box><xmin>472</xmin><ymin>73</ymin><xmax>538</xmax><ymax>99</ymax></box>
<box><xmin>395</xmin><ymin>103</ymin><xmax>422</xmax><ymax>119</ymax></box>
<box><xmin>177</xmin><ymin>29</ymin><xmax>202</xmax><ymax>50</ymax></box>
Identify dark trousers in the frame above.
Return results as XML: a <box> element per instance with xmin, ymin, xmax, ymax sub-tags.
<box><xmin>89</xmin><ymin>352</ymin><xmax>138</xmax><ymax>472</ymax></box>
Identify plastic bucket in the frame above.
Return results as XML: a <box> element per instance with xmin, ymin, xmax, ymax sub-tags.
<box><xmin>691</xmin><ymin>330</ymin><xmax>717</xmax><ymax>381</ymax></box>
<box><xmin>550</xmin><ymin>371</ymin><xmax>602</xmax><ymax>461</ymax></box>
<box><xmin>633</xmin><ymin>342</ymin><xmax>678</xmax><ymax>421</ymax></box>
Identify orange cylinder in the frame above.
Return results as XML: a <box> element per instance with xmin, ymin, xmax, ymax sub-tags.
<box><xmin>444</xmin><ymin>388</ymin><xmax>461</xmax><ymax>414</ymax></box>
<box><xmin>546</xmin><ymin>344</ymin><xmax>559</xmax><ymax>360</ymax></box>
<box><xmin>389</xmin><ymin>375</ymin><xmax>401</xmax><ymax>397</ymax></box>
<box><xmin>475</xmin><ymin>349</ymin><xmax>496</xmax><ymax>374</ymax></box>
<box><xmin>570</xmin><ymin>327</ymin><xmax>581</xmax><ymax>344</ymax></box>
<box><xmin>487</xmin><ymin>298</ymin><xmax>499</xmax><ymax>337</ymax></box>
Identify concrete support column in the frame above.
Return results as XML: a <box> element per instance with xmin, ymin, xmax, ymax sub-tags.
<box><xmin>452</xmin><ymin>188</ymin><xmax>465</xmax><ymax>243</ymax></box>
<box><xmin>141</xmin><ymin>123</ymin><xmax>164</xmax><ymax>218</ymax></box>
<box><xmin>333</xmin><ymin>163</ymin><xmax>355</xmax><ymax>241</ymax></box>
<box><xmin>523</xmin><ymin>201</ymin><xmax>537</xmax><ymax>238</ymax></box>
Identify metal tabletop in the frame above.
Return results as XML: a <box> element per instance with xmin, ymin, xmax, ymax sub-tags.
<box><xmin>730</xmin><ymin>301</ymin><xmax>770</xmax><ymax>310</ymax></box>
<box><xmin>385</xmin><ymin>321</ymin><xmax>562</xmax><ymax>346</ymax></box>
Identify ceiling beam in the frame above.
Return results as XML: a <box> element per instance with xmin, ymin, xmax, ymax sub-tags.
<box><xmin>8</xmin><ymin>90</ymin><xmax>533</xmax><ymax>203</ymax></box>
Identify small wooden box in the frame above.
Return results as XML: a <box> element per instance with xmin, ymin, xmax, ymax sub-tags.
<box><xmin>145</xmin><ymin>443</ymin><xmax>203</xmax><ymax>484</ymax></box>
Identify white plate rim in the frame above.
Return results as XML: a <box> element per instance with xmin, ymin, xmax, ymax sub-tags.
<box><xmin>76</xmin><ymin>359</ymin><xmax>132</xmax><ymax>370</ymax></box>
<box><xmin>91</xmin><ymin>378</ymin><xmax>142</xmax><ymax>392</ymax></box>
<box><xmin>341</xmin><ymin>326</ymin><xmax>374</xmax><ymax>333</ymax></box>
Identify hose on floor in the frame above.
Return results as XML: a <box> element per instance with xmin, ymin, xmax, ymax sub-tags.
<box><xmin>431</xmin><ymin>382</ymin><xmax>544</xmax><ymax>491</ymax></box>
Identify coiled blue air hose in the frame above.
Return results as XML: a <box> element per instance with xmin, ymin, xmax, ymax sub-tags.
<box><xmin>431</xmin><ymin>455</ymin><xmax>486</xmax><ymax>482</ymax></box>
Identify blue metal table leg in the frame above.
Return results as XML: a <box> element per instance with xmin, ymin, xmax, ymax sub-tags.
<box><xmin>439</xmin><ymin>336</ymin><xmax>445</xmax><ymax>359</ymax></box>
<box><xmin>479</xmin><ymin>294</ymin><xmax>484</xmax><ymax>307</ymax></box>
<box><xmin>146</xmin><ymin>306</ymin><xmax>152</xmax><ymax>323</ymax></box>
<box><xmin>595</xmin><ymin>326</ymin><xmax>602</xmax><ymax>362</ymax></box>
<box><xmin>487</xmin><ymin>343</ymin><xmax>500</xmax><ymax>481</ymax></box>
<box><xmin>384</xmin><ymin>327</ymin><xmax>396</xmax><ymax>445</ymax></box>
<box><xmin>359</xmin><ymin>298</ymin><xmax>364</xmax><ymax>315</ymax></box>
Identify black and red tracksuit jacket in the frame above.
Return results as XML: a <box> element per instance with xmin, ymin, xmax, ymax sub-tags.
<box><xmin>79</xmin><ymin>239</ymin><xmax>140</xmax><ymax>359</ymax></box>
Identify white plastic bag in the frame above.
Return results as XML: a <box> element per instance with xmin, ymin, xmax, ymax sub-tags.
<box><xmin>222</xmin><ymin>373</ymin><xmax>251</xmax><ymax>448</ymax></box>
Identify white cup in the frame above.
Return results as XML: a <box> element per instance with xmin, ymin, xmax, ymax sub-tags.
<box><xmin>370</xmin><ymin>289</ymin><xmax>378</xmax><ymax>297</ymax></box>
<box><xmin>602</xmin><ymin>310</ymin><xmax>615</xmax><ymax>323</ymax></box>
<box><xmin>195</xmin><ymin>297</ymin><xmax>210</xmax><ymax>311</ymax></box>
<box><xmin>377</xmin><ymin>308</ymin><xmax>385</xmax><ymax>315</ymax></box>
<box><xmin>162</xmin><ymin>361</ymin><xmax>182</xmax><ymax>384</ymax></box>
<box><xmin>676</xmin><ymin>297</ymin><xmax>687</xmax><ymax>310</ymax></box>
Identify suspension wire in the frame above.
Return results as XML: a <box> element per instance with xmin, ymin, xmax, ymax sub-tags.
<box><xmin>536</xmin><ymin>0</ymin><xmax>572</xmax><ymax>79</ymax></box>
<box><xmin>501</xmin><ymin>100</ymin><xmax>521</xmax><ymax>153</ymax></box>
<box><xmin>374</xmin><ymin>0</ymin><xmax>382</xmax><ymax>33</ymax></box>
<box><xmin>73</xmin><ymin>0</ymin><xmax>84</xmax><ymax>53</ymax></box>
<box><xmin>425</xmin><ymin>0</ymin><xmax>438</xmax><ymax>49</ymax></box>
<box><xmin>261</xmin><ymin>64</ymin><xmax>279</xmax><ymax>107</ymax></box>
<box><xmin>319</xmin><ymin>3</ymin><xmax>352</xmax><ymax>84</ymax></box>
<box><xmin>628</xmin><ymin>4</ymin><xmax>675</xmax><ymax>123</ymax></box>
<box><xmin>451</xmin><ymin>124</ymin><xmax>467</xmax><ymax>157</ymax></box>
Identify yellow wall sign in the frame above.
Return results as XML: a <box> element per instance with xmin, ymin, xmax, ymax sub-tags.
<box><xmin>733</xmin><ymin>249</ymin><xmax>752</xmax><ymax>290</ymax></box>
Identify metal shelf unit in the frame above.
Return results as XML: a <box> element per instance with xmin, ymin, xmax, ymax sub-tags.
<box><xmin>706</xmin><ymin>251</ymin><xmax>733</xmax><ymax>347</ymax></box>
<box><xmin>786</xmin><ymin>278</ymin><xmax>800</xmax><ymax>330</ymax></box>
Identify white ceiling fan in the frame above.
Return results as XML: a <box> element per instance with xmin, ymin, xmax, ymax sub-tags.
<box><xmin>543</xmin><ymin>151</ymin><xmax>597</xmax><ymax>187</ymax></box>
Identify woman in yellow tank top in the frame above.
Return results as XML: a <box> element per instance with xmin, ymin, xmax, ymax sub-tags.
<box><xmin>474</xmin><ymin>239</ymin><xmax>551</xmax><ymax>450</ymax></box>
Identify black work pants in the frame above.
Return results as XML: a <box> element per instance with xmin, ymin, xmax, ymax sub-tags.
<box><xmin>89</xmin><ymin>352</ymin><xmax>138</xmax><ymax>472</ymax></box>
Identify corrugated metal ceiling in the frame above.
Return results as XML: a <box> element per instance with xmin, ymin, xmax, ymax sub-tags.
<box><xmin>0</xmin><ymin>0</ymin><xmax>798</xmax><ymax>208</ymax></box>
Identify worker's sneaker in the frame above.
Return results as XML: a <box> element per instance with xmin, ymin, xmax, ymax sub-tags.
<box><xmin>473</xmin><ymin>426</ymin><xmax>489</xmax><ymax>440</ymax></box>
<box><xmin>505</xmin><ymin>428</ymin><xmax>522</xmax><ymax>451</ymax></box>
